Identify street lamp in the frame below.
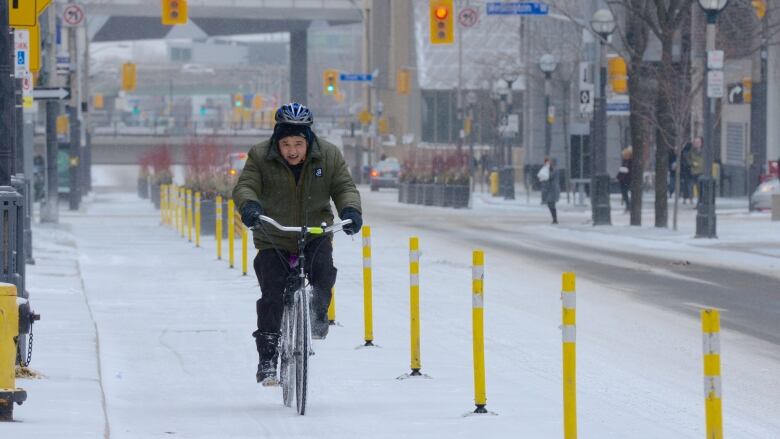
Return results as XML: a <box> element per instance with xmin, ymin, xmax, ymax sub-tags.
<box><xmin>695</xmin><ymin>0</ymin><xmax>728</xmax><ymax>238</ymax></box>
<box><xmin>538</xmin><ymin>54</ymin><xmax>558</xmax><ymax>157</ymax></box>
<box><xmin>590</xmin><ymin>8</ymin><xmax>615</xmax><ymax>226</ymax></box>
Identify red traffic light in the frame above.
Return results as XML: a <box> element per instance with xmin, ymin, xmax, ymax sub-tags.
<box><xmin>434</xmin><ymin>6</ymin><xmax>449</xmax><ymax>20</ymax></box>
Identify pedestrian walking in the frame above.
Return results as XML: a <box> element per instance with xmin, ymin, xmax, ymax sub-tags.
<box><xmin>617</xmin><ymin>147</ymin><xmax>632</xmax><ymax>212</ymax></box>
<box><xmin>541</xmin><ymin>158</ymin><xmax>560</xmax><ymax>224</ymax></box>
<box><xmin>685</xmin><ymin>136</ymin><xmax>704</xmax><ymax>205</ymax></box>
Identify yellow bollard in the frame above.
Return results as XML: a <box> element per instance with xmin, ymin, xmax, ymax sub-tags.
<box><xmin>186</xmin><ymin>189</ymin><xmax>193</xmax><ymax>242</ymax></box>
<box><xmin>561</xmin><ymin>272</ymin><xmax>577</xmax><ymax>439</ymax></box>
<box><xmin>362</xmin><ymin>226</ymin><xmax>374</xmax><ymax>346</ymax></box>
<box><xmin>489</xmin><ymin>171</ymin><xmax>499</xmax><ymax>196</ymax></box>
<box><xmin>167</xmin><ymin>185</ymin><xmax>174</xmax><ymax>228</ymax></box>
<box><xmin>702</xmin><ymin>309</ymin><xmax>723</xmax><ymax>439</ymax></box>
<box><xmin>241</xmin><ymin>225</ymin><xmax>248</xmax><ymax>275</ymax></box>
<box><xmin>0</xmin><ymin>283</ymin><xmax>27</xmax><ymax>421</ymax></box>
<box><xmin>195</xmin><ymin>192</ymin><xmax>201</xmax><ymax>248</ymax></box>
<box><xmin>216</xmin><ymin>195</ymin><xmax>223</xmax><ymax>260</ymax></box>
<box><xmin>160</xmin><ymin>184</ymin><xmax>167</xmax><ymax>225</ymax></box>
<box><xmin>471</xmin><ymin>250</ymin><xmax>487</xmax><ymax>413</ymax></box>
<box><xmin>174</xmin><ymin>186</ymin><xmax>180</xmax><ymax>233</ymax></box>
<box><xmin>179</xmin><ymin>188</ymin><xmax>186</xmax><ymax>238</ymax></box>
<box><xmin>328</xmin><ymin>239</ymin><xmax>336</xmax><ymax>324</ymax></box>
<box><xmin>228</xmin><ymin>199</ymin><xmax>235</xmax><ymax>268</ymax></box>
<box><xmin>409</xmin><ymin>236</ymin><xmax>422</xmax><ymax>375</ymax></box>
<box><xmin>328</xmin><ymin>287</ymin><xmax>336</xmax><ymax>324</ymax></box>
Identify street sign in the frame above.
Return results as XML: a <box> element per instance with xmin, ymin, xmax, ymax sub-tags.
<box><xmin>486</xmin><ymin>2</ymin><xmax>549</xmax><ymax>16</ymax></box>
<box><xmin>579</xmin><ymin>84</ymin><xmax>594</xmax><ymax>113</ymax></box>
<box><xmin>707</xmin><ymin>70</ymin><xmax>724</xmax><ymax>98</ymax></box>
<box><xmin>62</xmin><ymin>3</ymin><xmax>85</xmax><ymax>27</ymax></box>
<box><xmin>707</xmin><ymin>50</ymin><xmax>724</xmax><ymax>70</ymax></box>
<box><xmin>340</xmin><ymin>73</ymin><xmax>373</xmax><ymax>82</ymax></box>
<box><xmin>9</xmin><ymin>0</ymin><xmax>38</xmax><ymax>26</ymax></box>
<box><xmin>21</xmin><ymin>71</ymin><xmax>34</xmax><ymax>109</ymax></box>
<box><xmin>458</xmin><ymin>7</ymin><xmax>478</xmax><ymax>27</ymax></box>
<box><xmin>607</xmin><ymin>94</ymin><xmax>630</xmax><ymax>116</ymax></box>
<box><xmin>579</xmin><ymin>61</ymin><xmax>591</xmax><ymax>88</ymax></box>
<box><xmin>32</xmin><ymin>87</ymin><xmax>70</xmax><ymax>100</ymax></box>
<box><xmin>727</xmin><ymin>83</ymin><xmax>744</xmax><ymax>104</ymax></box>
<box><xmin>56</xmin><ymin>55</ymin><xmax>70</xmax><ymax>75</ymax></box>
<box><xmin>14</xmin><ymin>29</ymin><xmax>30</xmax><ymax>77</ymax></box>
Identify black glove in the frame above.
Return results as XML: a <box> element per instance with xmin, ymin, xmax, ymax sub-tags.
<box><xmin>339</xmin><ymin>207</ymin><xmax>363</xmax><ymax>235</ymax></box>
<box><xmin>240</xmin><ymin>201</ymin><xmax>264</xmax><ymax>228</ymax></box>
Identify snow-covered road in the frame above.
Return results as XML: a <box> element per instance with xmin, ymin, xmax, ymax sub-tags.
<box><xmin>7</xmin><ymin>190</ymin><xmax>780</xmax><ymax>438</ymax></box>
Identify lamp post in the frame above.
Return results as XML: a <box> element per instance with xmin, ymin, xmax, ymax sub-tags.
<box><xmin>696</xmin><ymin>0</ymin><xmax>728</xmax><ymax>238</ymax></box>
<box><xmin>501</xmin><ymin>74</ymin><xmax>517</xmax><ymax>200</ymax></box>
<box><xmin>590</xmin><ymin>9</ymin><xmax>616</xmax><ymax>226</ymax></box>
<box><xmin>539</xmin><ymin>54</ymin><xmax>558</xmax><ymax>157</ymax></box>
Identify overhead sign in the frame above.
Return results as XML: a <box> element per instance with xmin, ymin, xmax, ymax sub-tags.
<box><xmin>707</xmin><ymin>50</ymin><xmax>724</xmax><ymax>70</ymax></box>
<box><xmin>340</xmin><ymin>73</ymin><xmax>373</xmax><ymax>82</ymax></box>
<box><xmin>9</xmin><ymin>0</ymin><xmax>38</xmax><ymax>26</ymax></box>
<box><xmin>61</xmin><ymin>3</ymin><xmax>85</xmax><ymax>27</ymax></box>
<box><xmin>14</xmin><ymin>29</ymin><xmax>30</xmax><ymax>77</ymax></box>
<box><xmin>486</xmin><ymin>2</ymin><xmax>549</xmax><ymax>16</ymax></box>
<box><xmin>458</xmin><ymin>7</ymin><xmax>478</xmax><ymax>27</ymax></box>
<box><xmin>579</xmin><ymin>84</ymin><xmax>594</xmax><ymax>113</ymax></box>
<box><xmin>707</xmin><ymin>70</ymin><xmax>724</xmax><ymax>98</ymax></box>
<box><xmin>32</xmin><ymin>86</ymin><xmax>70</xmax><ymax>100</ymax></box>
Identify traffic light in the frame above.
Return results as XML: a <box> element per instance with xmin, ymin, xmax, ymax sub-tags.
<box><xmin>121</xmin><ymin>62</ymin><xmax>137</xmax><ymax>92</ymax></box>
<box><xmin>608</xmin><ymin>55</ymin><xmax>627</xmax><ymax>94</ymax></box>
<box><xmin>429</xmin><ymin>0</ymin><xmax>454</xmax><ymax>44</ymax></box>
<box><xmin>161</xmin><ymin>0</ymin><xmax>187</xmax><ymax>25</ymax></box>
<box><xmin>396</xmin><ymin>68</ymin><xmax>411</xmax><ymax>95</ymax></box>
<box><xmin>323</xmin><ymin>69</ymin><xmax>339</xmax><ymax>95</ymax></box>
<box><xmin>252</xmin><ymin>94</ymin><xmax>264</xmax><ymax>110</ymax></box>
<box><xmin>233</xmin><ymin>93</ymin><xmax>244</xmax><ymax>108</ymax></box>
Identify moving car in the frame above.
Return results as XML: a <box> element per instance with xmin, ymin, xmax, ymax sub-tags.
<box><xmin>370</xmin><ymin>157</ymin><xmax>401</xmax><ymax>191</ymax></box>
<box><xmin>226</xmin><ymin>152</ymin><xmax>248</xmax><ymax>177</ymax></box>
<box><xmin>750</xmin><ymin>177</ymin><xmax>779</xmax><ymax>210</ymax></box>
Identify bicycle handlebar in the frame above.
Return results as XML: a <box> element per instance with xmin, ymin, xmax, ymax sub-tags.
<box><xmin>251</xmin><ymin>215</ymin><xmax>353</xmax><ymax>236</ymax></box>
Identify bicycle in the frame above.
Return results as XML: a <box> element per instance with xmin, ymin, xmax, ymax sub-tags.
<box><xmin>252</xmin><ymin>215</ymin><xmax>352</xmax><ymax>415</ymax></box>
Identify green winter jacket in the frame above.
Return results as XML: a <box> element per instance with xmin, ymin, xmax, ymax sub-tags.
<box><xmin>232</xmin><ymin>136</ymin><xmax>362</xmax><ymax>253</ymax></box>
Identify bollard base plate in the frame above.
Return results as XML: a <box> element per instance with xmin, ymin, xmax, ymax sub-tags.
<box><xmin>396</xmin><ymin>370</ymin><xmax>433</xmax><ymax>380</ymax></box>
<box><xmin>0</xmin><ymin>389</ymin><xmax>27</xmax><ymax>422</ymax></box>
<box><xmin>354</xmin><ymin>342</ymin><xmax>381</xmax><ymax>350</ymax></box>
<box><xmin>462</xmin><ymin>405</ymin><xmax>498</xmax><ymax>417</ymax></box>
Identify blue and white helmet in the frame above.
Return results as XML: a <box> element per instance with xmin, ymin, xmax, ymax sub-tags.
<box><xmin>275</xmin><ymin>102</ymin><xmax>313</xmax><ymax>126</ymax></box>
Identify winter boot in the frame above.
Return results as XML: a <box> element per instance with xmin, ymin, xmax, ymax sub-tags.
<box><xmin>254</xmin><ymin>331</ymin><xmax>280</xmax><ymax>386</ymax></box>
<box><xmin>310</xmin><ymin>306</ymin><xmax>330</xmax><ymax>340</ymax></box>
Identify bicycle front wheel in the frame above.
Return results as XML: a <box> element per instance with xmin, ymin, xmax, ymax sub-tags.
<box><xmin>295</xmin><ymin>288</ymin><xmax>310</xmax><ymax>415</ymax></box>
<box><xmin>280</xmin><ymin>306</ymin><xmax>295</xmax><ymax>408</ymax></box>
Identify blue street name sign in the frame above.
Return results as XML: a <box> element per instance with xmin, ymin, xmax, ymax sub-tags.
<box><xmin>486</xmin><ymin>2</ymin><xmax>549</xmax><ymax>16</ymax></box>
<box><xmin>339</xmin><ymin>73</ymin><xmax>373</xmax><ymax>82</ymax></box>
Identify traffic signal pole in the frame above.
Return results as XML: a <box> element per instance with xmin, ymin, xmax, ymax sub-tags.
<box><xmin>67</xmin><ymin>2</ymin><xmax>81</xmax><ymax>210</ymax></box>
<box><xmin>41</xmin><ymin>8</ymin><xmax>60</xmax><ymax>223</ymax></box>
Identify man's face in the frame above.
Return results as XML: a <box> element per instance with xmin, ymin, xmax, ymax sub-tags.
<box><xmin>278</xmin><ymin>136</ymin><xmax>307</xmax><ymax>165</ymax></box>
<box><xmin>693</xmin><ymin>137</ymin><xmax>702</xmax><ymax>150</ymax></box>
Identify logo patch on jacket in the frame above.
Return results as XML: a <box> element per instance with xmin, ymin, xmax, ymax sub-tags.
<box><xmin>314</xmin><ymin>167</ymin><xmax>323</xmax><ymax>177</ymax></box>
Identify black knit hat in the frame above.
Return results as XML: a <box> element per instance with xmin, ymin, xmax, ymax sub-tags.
<box><xmin>273</xmin><ymin>123</ymin><xmax>313</xmax><ymax>146</ymax></box>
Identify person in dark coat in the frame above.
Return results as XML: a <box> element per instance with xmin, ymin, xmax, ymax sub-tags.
<box><xmin>542</xmin><ymin>158</ymin><xmax>561</xmax><ymax>224</ymax></box>
<box><xmin>680</xmin><ymin>141</ymin><xmax>693</xmax><ymax>203</ymax></box>
<box><xmin>617</xmin><ymin>147</ymin><xmax>632</xmax><ymax>212</ymax></box>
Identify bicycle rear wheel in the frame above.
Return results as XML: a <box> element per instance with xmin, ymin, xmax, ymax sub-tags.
<box><xmin>295</xmin><ymin>288</ymin><xmax>310</xmax><ymax>415</ymax></box>
<box><xmin>280</xmin><ymin>307</ymin><xmax>295</xmax><ymax>407</ymax></box>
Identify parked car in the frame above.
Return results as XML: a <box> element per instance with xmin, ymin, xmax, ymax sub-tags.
<box><xmin>226</xmin><ymin>152</ymin><xmax>248</xmax><ymax>177</ymax></box>
<box><xmin>370</xmin><ymin>157</ymin><xmax>401</xmax><ymax>191</ymax></box>
<box><xmin>750</xmin><ymin>177</ymin><xmax>779</xmax><ymax>210</ymax></box>
<box><xmin>181</xmin><ymin>63</ymin><xmax>215</xmax><ymax>75</ymax></box>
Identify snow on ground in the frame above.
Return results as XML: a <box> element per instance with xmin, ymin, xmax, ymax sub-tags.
<box><xmin>6</xmin><ymin>190</ymin><xmax>779</xmax><ymax>438</ymax></box>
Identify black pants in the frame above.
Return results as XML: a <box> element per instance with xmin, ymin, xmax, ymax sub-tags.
<box><xmin>620</xmin><ymin>184</ymin><xmax>631</xmax><ymax>210</ymax></box>
<box><xmin>547</xmin><ymin>202</ymin><xmax>557</xmax><ymax>223</ymax></box>
<box><xmin>253</xmin><ymin>237</ymin><xmax>337</xmax><ymax>337</ymax></box>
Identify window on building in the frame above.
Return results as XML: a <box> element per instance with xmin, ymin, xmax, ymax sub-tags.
<box><xmin>170</xmin><ymin>47</ymin><xmax>192</xmax><ymax>62</ymax></box>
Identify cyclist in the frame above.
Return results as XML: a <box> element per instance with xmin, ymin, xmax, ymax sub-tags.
<box><xmin>233</xmin><ymin>102</ymin><xmax>363</xmax><ymax>385</ymax></box>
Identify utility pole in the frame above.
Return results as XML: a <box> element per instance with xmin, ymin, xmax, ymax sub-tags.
<box><xmin>41</xmin><ymin>7</ymin><xmax>59</xmax><ymax>223</ymax></box>
<box><xmin>1</xmin><ymin>4</ymin><xmax>15</xmax><ymax>185</ymax></box>
<box><xmin>67</xmin><ymin>1</ymin><xmax>81</xmax><ymax>210</ymax></box>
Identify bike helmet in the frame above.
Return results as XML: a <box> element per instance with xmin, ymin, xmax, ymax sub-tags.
<box><xmin>275</xmin><ymin>102</ymin><xmax>313</xmax><ymax>126</ymax></box>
